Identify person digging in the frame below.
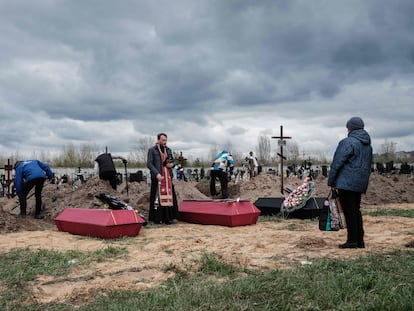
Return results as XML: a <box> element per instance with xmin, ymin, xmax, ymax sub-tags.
<box><xmin>14</xmin><ymin>160</ymin><xmax>54</xmax><ymax>219</ymax></box>
<box><xmin>210</xmin><ymin>150</ymin><xmax>234</xmax><ymax>199</ymax></box>
<box><xmin>95</xmin><ymin>152</ymin><xmax>127</xmax><ymax>190</ymax></box>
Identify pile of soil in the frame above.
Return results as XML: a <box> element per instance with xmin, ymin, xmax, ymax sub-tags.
<box><xmin>173</xmin><ymin>180</ymin><xmax>210</xmax><ymax>202</ymax></box>
<box><xmin>195</xmin><ymin>181</ymin><xmax>241</xmax><ymax>199</ymax></box>
<box><xmin>294</xmin><ymin>236</ymin><xmax>328</xmax><ymax>249</ymax></box>
<box><xmin>197</xmin><ymin>172</ymin><xmax>414</xmax><ymax>205</ymax></box>
<box><xmin>0</xmin><ymin>177</ymin><xmax>209</xmax><ymax>233</ymax></box>
<box><xmin>0</xmin><ymin>178</ymin><xmax>150</xmax><ymax>219</ymax></box>
<box><xmin>364</xmin><ymin>174</ymin><xmax>414</xmax><ymax>205</ymax></box>
<box><xmin>0</xmin><ymin>204</ymin><xmax>54</xmax><ymax>233</ymax></box>
<box><xmin>0</xmin><ymin>172</ymin><xmax>412</xmax><ymax>234</ymax></box>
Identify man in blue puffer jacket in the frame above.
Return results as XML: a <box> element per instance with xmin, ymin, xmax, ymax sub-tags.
<box><xmin>328</xmin><ymin>117</ymin><xmax>372</xmax><ymax>249</ymax></box>
<box><xmin>14</xmin><ymin>160</ymin><xmax>54</xmax><ymax>219</ymax></box>
<box><xmin>210</xmin><ymin>150</ymin><xmax>234</xmax><ymax>199</ymax></box>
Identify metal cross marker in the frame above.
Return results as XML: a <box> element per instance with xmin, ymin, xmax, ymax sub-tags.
<box><xmin>272</xmin><ymin>125</ymin><xmax>292</xmax><ymax>194</ymax></box>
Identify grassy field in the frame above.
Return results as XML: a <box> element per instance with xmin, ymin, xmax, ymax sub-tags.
<box><xmin>0</xmin><ymin>247</ymin><xmax>413</xmax><ymax>311</ymax></box>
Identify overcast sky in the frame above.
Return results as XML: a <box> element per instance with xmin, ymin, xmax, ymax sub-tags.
<box><xmin>0</xmin><ymin>0</ymin><xmax>413</xmax><ymax>162</ymax></box>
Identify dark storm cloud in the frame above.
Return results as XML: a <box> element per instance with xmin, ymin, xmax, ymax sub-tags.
<box><xmin>0</xmin><ymin>0</ymin><xmax>413</xmax><ymax>158</ymax></box>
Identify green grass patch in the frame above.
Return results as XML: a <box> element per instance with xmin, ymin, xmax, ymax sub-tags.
<box><xmin>2</xmin><ymin>249</ymin><xmax>414</xmax><ymax>310</ymax></box>
<box><xmin>196</xmin><ymin>253</ymin><xmax>243</xmax><ymax>277</ymax></box>
<box><xmin>0</xmin><ymin>246</ymin><xmax>127</xmax><ymax>310</ymax></box>
<box><xmin>363</xmin><ymin>209</ymin><xmax>414</xmax><ymax>218</ymax></box>
<box><xmin>79</xmin><ymin>250</ymin><xmax>412</xmax><ymax>311</ymax></box>
<box><xmin>31</xmin><ymin>251</ymin><xmax>408</xmax><ymax>311</ymax></box>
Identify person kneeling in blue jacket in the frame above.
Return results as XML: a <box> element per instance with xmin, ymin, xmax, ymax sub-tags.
<box><xmin>14</xmin><ymin>160</ymin><xmax>54</xmax><ymax>219</ymax></box>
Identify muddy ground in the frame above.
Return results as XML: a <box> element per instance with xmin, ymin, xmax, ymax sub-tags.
<box><xmin>0</xmin><ymin>173</ymin><xmax>413</xmax><ymax>305</ymax></box>
<box><xmin>0</xmin><ymin>172</ymin><xmax>413</xmax><ymax>233</ymax></box>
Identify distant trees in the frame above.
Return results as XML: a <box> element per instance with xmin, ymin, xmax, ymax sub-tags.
<box><xmin>192</xmin><ymin>158</ymin><xmax>202</xmax><ymax>167</ymax></box>
<box><xmin>378</xmin><ymin>140</ymin><xmax>397</xmax><ymax>162</ymax></box>
<box><xmin>135</xmin><ymin>136</ymin><xmax>154</xmax><ymax>165</ymax></box>
<box><xmin>52</xmin><ymin>143</ymin><xmax>98</xmax><ymax>167</ymax></box>
<box><xmin>208</xmin><ymin>145</ymin><xmax>218</xmax><ymax>163</ymax></box>
<box><xmin>285</xmin><ymin>140</ymin><xmax>300</xmax><ymax>164</ymax></box>
<box><xmin>79</xmin><ymin>143</ymin><xmax>99</xmax><ymax>167</ymax></box>
<box><xmin>207</xmin><ymin>142</ymin><xmax>243</xmax><ymax>166</ymax></box>
<box><xmin>255</xmin><ymin>135</ymin><xmax>271</xmax><ymax>165</ymax></box>
<box><xmin>0</xmin><ymin>137</ymin><xmax>411</xmax><ymax>169</ymax></box>
<box><xmin>371</xmin><ymin>140</ymin><xmax>414</xmax><ymax>163</ymax></box>
<box><xmin>0</xmin><ymin>151</ymin><xmax>21</xmax><ymax>167</ymax></box>
<box><xmin>60</xmin><ymin>143</ymin><xmax>77</xmax><ymax>167</ymax></box>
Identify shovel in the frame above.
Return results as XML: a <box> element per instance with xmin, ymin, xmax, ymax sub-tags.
<box><xmin>124</xmin><ymin>161</ymin><xmax>129</xmax><ymax>198</ymax></box>
<box><xmin>11</xmin><ymin>191</ymin><xmax>35</xmax><ymax>212</ymax></box>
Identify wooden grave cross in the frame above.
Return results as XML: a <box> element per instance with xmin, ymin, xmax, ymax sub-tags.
<box><xmin>271</xmin><ymin>125</ymin><xmax>292</xmax><ymax>194</ymax></box>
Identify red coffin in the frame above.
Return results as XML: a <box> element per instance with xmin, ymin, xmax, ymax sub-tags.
<box><xmin>179</xmin><ymin>200</ymin><xmax>261</xmax><ymax>227</ymax></box>
<box><xmin>55</xmin><ymin>208</ymin><xmax>145</xmax><ymax>239</ymax></box>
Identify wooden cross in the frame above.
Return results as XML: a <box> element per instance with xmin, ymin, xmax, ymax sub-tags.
<box><xmin>272</xmin><ymin>125</ymin><xmax>292</xmax><ymax>194</ymax></box>
<box><xmin>4</xmin><ymin>159</ymin><xmax>13</xmax><ymax>198</ymax></box>
<box><xmin>177</xmin><ymin>152</ymin><xmax>187</xmax><ymax>166</ymax></box>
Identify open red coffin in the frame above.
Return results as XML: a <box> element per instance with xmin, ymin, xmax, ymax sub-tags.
<box><xmin>179</xmin><ymin>200</ymin><xmax>261</xmax><ymax>227</ymax></box>
<box><xmin>55</xmin><ymin>208</ymin><xmax>145</xmax><ymax>239</ymax></box>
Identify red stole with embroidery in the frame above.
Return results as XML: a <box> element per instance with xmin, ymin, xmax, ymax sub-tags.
<box><xmin>157</xmin><ymin>144</ymin><xmax>173</xmax><ymax>207</ymax></box>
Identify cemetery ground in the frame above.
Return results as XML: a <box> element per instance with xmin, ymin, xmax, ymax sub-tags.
<box><xmin>0</xmin><ymin>173</ymin><xmax>413</xmax><ymax>310</ymax></box>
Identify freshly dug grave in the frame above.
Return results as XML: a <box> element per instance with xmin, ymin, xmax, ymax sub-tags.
<box><xmin>0</xmin><ymin>177</ymin><xmax>208</xmax><ymax>233</ymax></box>
<box><xmin>0</xmin><ymin>172</ymin><xmax>413</xmax><ymax>233</ymax></box>
<box><xmin>197</xmin><ymin>172</ymin><xmax>414</xmax><ymax>205</ymax></box>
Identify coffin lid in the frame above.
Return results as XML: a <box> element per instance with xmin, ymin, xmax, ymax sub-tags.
<box><xmin>179</xmin><ymin>200</ymin><xmax>260</xmax><ymax>216</ymax></box>
<box><xmin>54</xmin><ymin>208</ymin><xmax>145</xmax><ymax>226</ymax></box>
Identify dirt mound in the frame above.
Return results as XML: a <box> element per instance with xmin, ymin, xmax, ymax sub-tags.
<box><xmin>199</xmin><ymin>172</ymin><xmax>414</xmax><ymax>205</ymax></box>
<box><xmin>240</xmin><ymin>174</ymin><xmax>289</xmax><ymax>201</ymax></box>
<box><xmin>0</xmin><ymin>178</ymin><xmax>151</xmax><ymax>233</ymax></box>
<box><xmin>0</xmin><ymin>200</ymin><xmax>55</xmax><ymax>232</ymax></box>
<box><xmin>295</xmin><ymin>236</ymin><xmax>328</xmax><ymax>249</ymax></box>
<box><xmin>0</xmin><ymin>178</ymin><xmax>212</xmax><ymax>234</ymax></box>
<box><xmin>195</xmin><ymin>181</ymin><xmax>241</xmax><ymax>199</ymax></box>
<box><xmin>38</xmin><ymin>178</ymin><xmax>151</xmax><ymax>220</ymax></box>
<box><xmin>173</xmin><ymin>181</ymin><xmax>210</xmax><ymax>202</ymax></box>
<box><xmin>364</xmin><ymin>174</ymin><xmax>414</xmax><ymax>205</ymax></box>
<box><xmin>195</xmin><ymin>182</ymin><xmax>210</xmax><ymax>197</ymax></box>
<box><xmin>0</xmin><ymin>172</ymin><xmax>413</xmax><ymax>234</ymax></box>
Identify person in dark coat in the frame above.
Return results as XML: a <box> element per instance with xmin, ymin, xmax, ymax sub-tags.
<box><xmin>95</xmin><ymin>153</ymin><xmax>127</xmax><ymax>190</ymax></box>
<box><xmin>328</xmin><ymin>117</ymin><xmax>373</xmax><ymax>249</ymax></box>
<box><xmin>147</xmin><ymin>133</ymin><xmax>179</xmax><ymax>224</ymax></box>
<box><xmin>14</xmin><ymin>160</ymin><xmax>54</xmax><ymax>219</ymax></box>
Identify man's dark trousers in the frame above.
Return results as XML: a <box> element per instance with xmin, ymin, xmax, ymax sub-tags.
<box><xmin>19</xmin><ymin>177</ymin><xmax>45</xmax><ymax>216</ymax></box>
<box><xmin>210</xmin><ymin>170</ymin><xmax>228</xmax><ymax>199</ymax></box>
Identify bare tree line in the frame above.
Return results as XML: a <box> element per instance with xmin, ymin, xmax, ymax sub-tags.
<box><xmin>0</xmin><ymin>138</ymin><xmax>410</xmax><ymax>168</ymax></box>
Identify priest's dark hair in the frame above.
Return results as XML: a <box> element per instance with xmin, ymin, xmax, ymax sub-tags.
<box><xmin>157</xmin><ymin>133</ymin><xmax>167</xmax><ymax>140</ymax></box>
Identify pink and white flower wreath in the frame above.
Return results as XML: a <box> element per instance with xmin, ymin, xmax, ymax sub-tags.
<box><xmin>282</xmin><ymin>178</ymin><xmax>315</xmax><ymax>213</ymax></box>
